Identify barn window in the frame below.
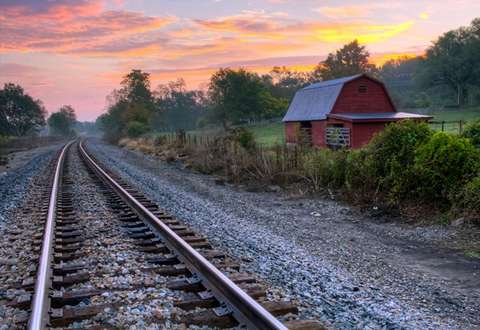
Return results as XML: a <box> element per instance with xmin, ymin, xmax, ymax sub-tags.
<box><xmin>358</xmin><ymin>85</ymin><xmax>368</xmax><ymax>93</ymax></box>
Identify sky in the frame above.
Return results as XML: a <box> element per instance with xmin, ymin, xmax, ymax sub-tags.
<box><xmin>1</xmin><ymin>0</ymin><xmax>479</xmax><ymax>121</ymax></box>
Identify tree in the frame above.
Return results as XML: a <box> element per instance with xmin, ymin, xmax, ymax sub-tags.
<box><xmin>263</xmin><ymin>66</ymin><xmax>309</xmax><ymax>100</ymax></box>
<box><xmin>0</xmin><ymin>83</ymin><xmax>46</xmax><ymax>136</ymax></box>
<box><xmin>208</xmin><ymin>68</ymin><xmax>286</xmax><ymax>129</ymax></box>
<box><xmin>312</xmin><ymin>40</ymin><xmax>377</xmax><ymax>81</ymax></box>
<box><xmin>48</xmin><ymin>105</ymin><xmax>77</xmax><ymax>136</ymax></box>
<box><xmin>421</xmin><ymin>27</ymin><xmax>475</xmax><ymax>106</ymax></box>
<box><xmin>154</xmin><ymin>79</ymin><xmax>206</xmax><ymax>131</ymax></box>
<box><xmin>97</xmin><ymin>69</ymin><xmax>155</xmax><ymax>142</ymax></box>
<box><xmin>380</xmin><ymin>56</ymin><xmax>429</xmax><ymax>108</ymax></box>
<box><xmin>119</xmin><ymin>69</ymin><xmax>154</xmax><ymax>105</ymax></box>
<box><xmin>419</xmin><ymin>18</ymin><xmax>480</xmax><ymax>107</ymax></box>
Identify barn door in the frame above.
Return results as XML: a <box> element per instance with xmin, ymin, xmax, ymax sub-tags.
<box><xmin>299</xmin><ymin>121</ymin><xmax>312</xmax><ymax>147</ymax></box>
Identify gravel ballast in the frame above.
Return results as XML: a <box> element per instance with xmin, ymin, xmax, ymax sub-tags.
<box><xmin>0</xmin><ymin>145</ymin><xmax>60</xmax><ymax>228</ymax></box>
<box><xmin>88</xmin><ymin>139</ymin><xmax>480</xmax><ymax>330</ymax></box>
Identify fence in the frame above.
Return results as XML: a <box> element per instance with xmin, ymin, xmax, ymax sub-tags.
<box><xmin>151</xmin><ymin>130</ymin><xmax>312</xmax><ymax>182</ymax></box>
<box><xmin>325</xmin><ymin>127</ymin><xmax>350</xmax><ymax>148</ymax></box>
<box><xmin>429</xmin><ymin>120</ymin><xmax>465</xmax><ymax>134</ymax></box>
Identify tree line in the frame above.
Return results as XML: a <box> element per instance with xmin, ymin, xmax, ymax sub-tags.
<box><xmin>0</xmin><ymin>83</ymin><xmax>86</xmax><ymax>138</ymax></box>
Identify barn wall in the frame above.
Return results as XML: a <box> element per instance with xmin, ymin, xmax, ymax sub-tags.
<box><xmin>351</xmin><ymin>122</ymin><xmax>387</xmax><ymax>148</ymax></box>
<box><xmin>284</xmin><ymin>122</ymin><xmax>300</xmax><ymax>144</ymax></box>
<box><xmin>311</xmin><ymin>120</ymin><xmax>326</xmax><ymax>147</ymax></box>
<box><xmin>332</xmin><ymin>77</ymin><xmax>395</xmax><ymax>114</ymax></box>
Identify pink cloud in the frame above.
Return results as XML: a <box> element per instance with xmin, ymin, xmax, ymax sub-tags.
<box><xmin>0</xmin><ymin>0</ymin><xmax>173</xmax><ymax>54</ymax></box>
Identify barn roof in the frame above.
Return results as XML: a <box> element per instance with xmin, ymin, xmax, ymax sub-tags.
<box><xmin>282</xmin><ymin>74</ymin><xmax>366</xmax><ymax>122</ymax></box>
<box><xmin>328</xmin><ymin>112</ymin><xmax>433</xmax><ymax>122</ymax></box>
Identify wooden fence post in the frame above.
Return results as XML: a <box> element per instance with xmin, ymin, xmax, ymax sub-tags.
<box><xmin>441</xmin><ymin>121</ymin><xmax>445</xmax><ymax>132</ymax></box>
<box><xmin>459</xmin><ymin>120</ymin><xmax>464</xmax><ymax>134</ymax></box>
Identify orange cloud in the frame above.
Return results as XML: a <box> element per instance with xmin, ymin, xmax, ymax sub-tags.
<box><xmin>315</xmin><ymin>3</ymin><xmax>402</xmax><ymax>19</ymax></box>
<box><xmin>309</xmin><ymin>21</ymin><xmax>414</xmax><ymax>43</ymax></box>
<box><xmin>370</xmin><ymin>52</ymin><xmax>423</xmax><ymax>66</ymax></box>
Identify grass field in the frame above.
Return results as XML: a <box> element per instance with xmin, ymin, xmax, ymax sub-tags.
<box><xmin>428</xmin><ymin>108</ymin><xmax>480</xmax><ymax>122</ymax></box>
<box><xmin>248</xmin><ymin>122</ymin><xmax>285</xmax><ymax>146</ymax></box>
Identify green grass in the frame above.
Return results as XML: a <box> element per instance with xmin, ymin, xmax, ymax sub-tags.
<box><xmin>430</xmin><ymin>108</ymin><xmax>480</xmax><ymax>122</ymax></box>
<box><xmin>248</xmin><ymin>122</ymin><xmax>284</xmax><ymax>146</ymax></box>
<box><xmin>465</xmin><ymin>250</ymin><xmax>480</xmax><ymax>259</ymax></box>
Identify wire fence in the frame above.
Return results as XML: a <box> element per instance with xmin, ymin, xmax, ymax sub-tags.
<box><xmin>429</xmin><ymin>120</ymin><xmax>466</xmax><ymax>134</ymax></box>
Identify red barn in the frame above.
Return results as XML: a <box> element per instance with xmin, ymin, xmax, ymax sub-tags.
<box><xmin>283</xmin><ymin>74</ymin><xmax>432</xmax><ymax>149</ymax></box>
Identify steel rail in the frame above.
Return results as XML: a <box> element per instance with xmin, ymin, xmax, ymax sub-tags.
<box><xmin>28</xmin><ymin>141</ymin><xmax>74</xmax><ymax>330</ymax></box>
<box><xmin>79</xmin><ymin>140</ymin><xmax>287</xmax><ymax>330</ymax></box>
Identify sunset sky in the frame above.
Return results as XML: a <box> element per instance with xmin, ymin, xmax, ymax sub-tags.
<box><xmin>1</xmin><ymin>0</ymin><xmax>479</xmax><ymax>121</ymax></box>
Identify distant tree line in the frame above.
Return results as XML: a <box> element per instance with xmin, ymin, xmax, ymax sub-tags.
<box><xmin>381</xmin><ymin>18</ymin><xmax>480</xmax><ymax>108</ymax></box>
<box><xmin>0</xmin><ymin>83</ymin><xmax>46</xmax><ymax>136</ymax></box>
<box><xmin>0</xmin><ymin>82</ymin><xmax>80</xmax><ymax>138</ymax></box>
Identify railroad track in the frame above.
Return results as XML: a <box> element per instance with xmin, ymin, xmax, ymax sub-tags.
<box><xmin>3</xmin><ymin>140</ymin><xmax>324</xmax><ymax>329</ymax></box>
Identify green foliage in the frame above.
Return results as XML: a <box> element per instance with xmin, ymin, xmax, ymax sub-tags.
<box><xmin>0</xmin><ymin>83</ymin><xmax>46</xmax><ymax>136</ymax></box>
<box><xmin>365</xmin><ymin>121</ymin><xmax>433</xmax><ymax>202</ymax></box>
<box><xmin>344</xmin><ymin>149</ymin><xmax>376</xmax><ymax>197</ymax></box>
<box><xmin>302</xmin><ymin>149</ymin><xmax>347</xmax><ymax>191</ymax></box>
<box><xmin>120</xmin><ymin>69</ymin><xmax>154</xmax><ymax>105</ymax></box>
<box><xmin>454</xmin><ymin>176</ymin><xmax>480</xmax><ymax>217</ymax></box>
<box><xmin>99</xmin><ymin>70</ymin><xmax>154</xmax><ymax>142</ymax></box>
<box><xmin>48</xmin><ymin>105</ymin><xmax>77</xmax><ymax>137</ymax></box>
<box><xmin>414</xmin><ymin>132</ymin><xmax>480</xmax><ymax>201</ymax></box>
<box><xmin>207</xmin><ymin>68</ymin><xmax>287</xmax><ymax>129</ymax></box>
<box><xmin>155</xmin><ymin>79</ymin><xmax>206</xmax><ymax>131</ymax></box>
<box><xmin>312</xmin><ymin>40</ymin><xmax>377</xmax><ymax>81</ymax></box>
<box><xmin>230</xmin><ymin>128</ymin><xmax>256</xmax><ymax>151</ymax></box>
<box><xmin>462</xmin><ymin>119</ymin><xmax>480</xmax><ymax>147</ymax></box>
<box><xmin>0</xmin><ymin>135</ymin><xmax>10</xmax><ymax>147</ymax></box>
<box><xmin>126</xmin><ymin>121</ymin><xmax>149</xmax><ymax>138</ymax></box>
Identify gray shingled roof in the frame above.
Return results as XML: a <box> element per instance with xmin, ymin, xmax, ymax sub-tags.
<box><xmin>282</xmin><ymin>74</ymin><xmax>362</xmax><ymax>122</ymax></box>
<box><xmin>328</xmin><ymin>112</ymin><xmax>433</xmax><ymax>121</ymax></box>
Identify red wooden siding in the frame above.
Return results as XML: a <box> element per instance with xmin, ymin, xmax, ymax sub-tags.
<box><xmin>331</xmin><ymin>77</ymin><xmax>395</xmax><ymax>114</ymax></box>
<box><xmin>285</xmin><ymin>122</ymin><xmax>300</xmax><ymax>144</ymax></box>
<box><xmin>311</xmin><ymin>121</ymin><xmax>326</xmax><ymax>147</ymax></box>
<box><xmin>350</xmin><ymin>122</ymin><xmax>388</xmax><ymax>148</ymax></box>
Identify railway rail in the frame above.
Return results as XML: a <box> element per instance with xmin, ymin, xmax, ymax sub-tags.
<box><xmin>5</xmin><ymin>140</ymin><xmax>323</xmax><ymax>329</ymax></box>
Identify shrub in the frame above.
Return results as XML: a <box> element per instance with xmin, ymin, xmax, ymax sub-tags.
<box><xmin>454</xmin><ymin>176</ymin><xmax>480</xmax><ymax>218</ymax></box>
<box><xmin>364</xmin><ymin>120</ymin><xmax>433</xmax><ymax>203</ymax></box>
<box><xmin>414</xmin><ymin>132</ymin><xmax>480</xmax><ymax>202</ymax></box>
<box><xmin>344</xmin><ymin>149</ymin><xmax>378</xmax><ymax>201</ymax></box>
<box><xmin>462</xmin><ymin>119</ymin><xmax>480</xmax><ymax>148</ymax></box>
<box><xmin>302</xmin><ymin>149</ymin><xmax>348</xmax><ymax>192</ymax></box>
<box><xmin>0</xmin><ymin>136</ymin><xmax>10</xmax><ymax>148</ymax></box>
<box><xmin>230</xmin><ymin>128</ymin><xmax>256</xmax><ymax>151</ymax></box>
<box><xmin>126</xmin><ymin>121</ymin><xmax>150</xmax><ymax>138</ymax></box>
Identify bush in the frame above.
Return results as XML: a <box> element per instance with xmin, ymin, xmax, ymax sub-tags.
<box><xmin>230</xmin><ymin>128</ymin><xmax>256</xmax><ymax>151</ymax></box>
<box><xmin>462</xmin><ymin>119</ymin><xmax>480</xmax><ymax>148</ymax></box>
<box><xmin>364</xmin><ymin>121</ymin><xmax>433</xmax><ymax>203</ymax></box>
<box><xmin>301</xmin><ymin>149</ymin><xmax>347</xmax><ymax>191</ymax></box>
<box><xmin>344</xmin><ymin>149</ymin><xmax>379</xmax><ymax>202</ymax></box>
<box><xmin>414</xmin><ymin>132</ymin><xmax>480</xmax><ymax>202</ymax></box>
<box><xmin>126</xmin><ymin>121</ymin><xmax>150</xmax><ymax>138</ymax></box>
<box><xmin>0</xmin><ymin>136</ymin><xmax>10</xmax><ymax>148</ymax></box>
<box><xmin>454</xmin><ymin>176</ymin><xmax>480</xmax><ymax>218</ymax></box>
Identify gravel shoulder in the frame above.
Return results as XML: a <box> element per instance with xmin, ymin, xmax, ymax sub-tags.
<box><xmin>0</xmin><ymin>143</ymin><xmax>63</xmax><ymax>227</ymax></box>
<box><xmin>89</xmin><ymin>139</ymin><xmax>480</xmax><ymax>330</ymax></box>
